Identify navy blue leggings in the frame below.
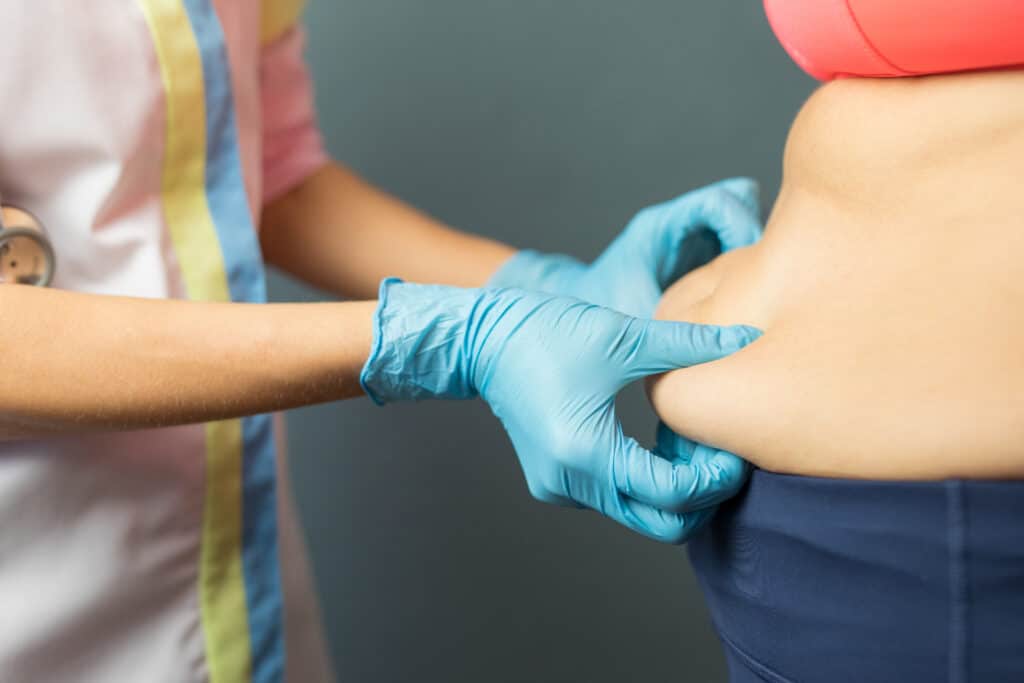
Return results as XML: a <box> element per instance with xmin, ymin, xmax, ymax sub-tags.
<box><xmin>688</xmin><ymin>471</ymin><xmax>1024</xmax><ymax>682</ymax></box>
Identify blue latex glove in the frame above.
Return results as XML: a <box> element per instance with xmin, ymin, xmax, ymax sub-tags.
<box><xmin>648</xmin><ymin>421</ymin><xmax>751</xmax><ymax>543</ymax></box>
<box><xmin>361</xmin><ymin>278</ymin><xmax>761</xmax><ymax>542</ymax></box>
<box><xmin>488</xmin><ymin>178</ymin><xmax>763</xmax><ymax>318</ymax></box>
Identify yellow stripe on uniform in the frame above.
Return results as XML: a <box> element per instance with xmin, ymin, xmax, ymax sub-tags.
<box><xmin>136</xmin><ymin>1</ymin><xmax>252</xmax><ymax>681</ymax></box>
<box><xmin>261</xmin><ymin>0</ymin><xmax>308</xmax><ymax>45</ymax></box>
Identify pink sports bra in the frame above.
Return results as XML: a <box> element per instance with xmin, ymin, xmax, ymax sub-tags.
<box><xmin>764</xmin><ymin>0</ymin><xmax>1024</xmax><ymax>80</ymax></box>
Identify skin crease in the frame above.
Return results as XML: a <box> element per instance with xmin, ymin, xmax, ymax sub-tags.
<box><xmin>647</xmin><ymin>68</ymin><xmax>1024</xmax><ymax>480</ymax></box>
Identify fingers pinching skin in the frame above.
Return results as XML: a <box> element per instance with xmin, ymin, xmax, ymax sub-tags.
<box><xmin>655</xmin><ymin>420</ymin><xmax>697</xmax><ymax>463</ymax></box>
<box><xmin>654</xmin><ymin>423</ymin><xmax>752</xmax><ymax>512</ymax></box>
<box><xmin>623</xmin><ymin>319</ymin><xmax>763</xmax><ymax>377</ymax></box>
<box><xmin>612</xmin><ymin>437</ymin><xmax>749</xmax><ymax>514</ymax></box>
<box><xmin>363</xmin><ymin>279</ymin><xmax>756</xmax><ymax>543</ymax></box>
<box><xmin>705</xmin><ymin>192</ymin><xmax>764</xmax><ymax>252</ymax></box>
<box><xmin>689</xmin><ymin>177</ymin><xmax>763</xmax><ymax>252</ymax></box>
<box><xmin>643</xmin><ymin>178</ymin><xmax>763</xmax><ymax>284</ymax></box>
<box><xmin>486</xmin><ymin>178</ymin><xmax>764</xmax><ymax>320</ymax></box>
<box><xmin>618</xmin><ymin>496</ymin><xmax>718</xmax><ymax>544</ymax></box>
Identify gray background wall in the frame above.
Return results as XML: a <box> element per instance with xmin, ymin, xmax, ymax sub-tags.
<box><xmin>268</xmin><ymin>2</ymin><xmax>815</xmax><ymax>681</ymax></box>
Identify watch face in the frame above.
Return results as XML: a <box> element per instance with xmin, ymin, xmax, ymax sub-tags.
<box><xmin>0</xmin><ymin>233</ymin><xmax>49</xmax><ymax>285</ymax></box>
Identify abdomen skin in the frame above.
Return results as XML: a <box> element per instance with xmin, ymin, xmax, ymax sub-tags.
<box><xmin>647</xmin><ymin>70</ymin><xmax>1024</xmax><ymax>480</ymax></box>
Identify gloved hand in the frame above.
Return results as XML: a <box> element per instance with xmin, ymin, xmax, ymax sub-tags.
<box><xmin>360</xmin><ymin>278</ymin><xmax>761</xmax><ymax>542</ymax></box>
<box><xmin>487</xmin><ymin>177</ymin><xmax>763</xmax><ymax>318</ymax></box>
<box><xmin>648</xmin><ymin>421</ymin><xmax>751</xmax><ymax>543</ymax></box>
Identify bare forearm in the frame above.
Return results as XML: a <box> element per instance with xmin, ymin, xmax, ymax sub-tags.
<box><xmin>0</xmin><ymin>286</ymin><xmax>375</xmax><ymax>438</ymax></box>
<box><xmin>260</xmin><ymin>163</ymin><xmax>516</xmax><ymax>298</ymax></box>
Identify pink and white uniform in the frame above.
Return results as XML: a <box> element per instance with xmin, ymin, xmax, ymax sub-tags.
<box><xmin>0</xmin><ymin>1</ymin><xmax>332</xmax><ymax>681</ymax></box>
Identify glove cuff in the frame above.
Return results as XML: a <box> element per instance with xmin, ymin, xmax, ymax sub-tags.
<box><xmin>358</xmin><ymin>277</ymin><xmax>396</xmax><ymax>405</ymax></box>
<box><xmin>359</xmin><ymin>278</ymin><xmax>481</xmax><ymax>404</ymax></box>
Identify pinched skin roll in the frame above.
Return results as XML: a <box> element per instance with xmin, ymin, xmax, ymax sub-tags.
<box><xmin>648</xmin><ymin>69</ymin><xmax>1024</xmax><ymax>480</ymax></box>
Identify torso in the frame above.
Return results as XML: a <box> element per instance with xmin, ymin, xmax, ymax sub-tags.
<box><xmin>649</xmin><ymin>68</ymin><xmax>1024</xmax><ymax>479</ymax></box>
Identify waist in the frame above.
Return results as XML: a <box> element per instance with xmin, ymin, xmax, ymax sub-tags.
<box><xmin>720</xmin><ymin>68</ymin><xmax>1024</xmax><ymax>331</ymax></box>
<box><xmin>690</xmin><ymin>470</ymin><xmax>1024</xmax><ymax>683</ymax></box>
<box><xmin>649</xmin><ymin>70</ymin><xmax>1024</xmax><ymax>479</ymax></box>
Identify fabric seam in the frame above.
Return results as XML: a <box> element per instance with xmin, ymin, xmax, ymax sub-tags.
<box><xmin>947</xmin><ymin>481</ymin><xmax>968</xmax><ymax>683</ymax></box>
<box><xmin>842</xmin><ymin>0</ymin><xmax>916</xmax><ymax>75</ymax></box>
<box><xmin>716</xmin><ymin>627</ymin><xmax>800</xmax><ymax>683</ymax></box>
